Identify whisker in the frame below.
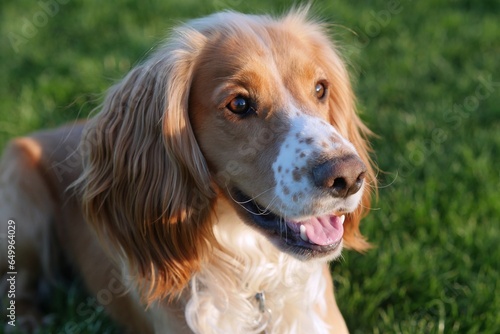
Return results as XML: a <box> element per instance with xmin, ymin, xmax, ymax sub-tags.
<box><xmin>259</xmin><ymin>195</ymin><xmax>279</xmax><ymax>215</ymax></box>
<box><xmin>376</xmin><ymin>170</ymin><xmax>399</xmax><ymax>189</ymax></box>
<box><xmin>228</xmin><ymin>187</ymin><xmax>274</xmax><ymax>205</ymax></box>
<box><xmin>357</xmin><ymin>200</ymin><xmax>381</xmax><ymax>212</ymax></box>
<box><xmin>225</xmin><ymin>185</ymin><xmax>276</xmax><ymax>216</ymax></box>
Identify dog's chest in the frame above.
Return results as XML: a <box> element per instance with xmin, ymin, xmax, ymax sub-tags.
<box><xmin>181</xmin><ymin>202</ymin><xmax>330</xmax><ymax>334</ymax></box>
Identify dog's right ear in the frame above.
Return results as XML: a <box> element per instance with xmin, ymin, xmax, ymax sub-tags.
<box><xmin>76</xmin><ymin>27</ymin><xmax>216</xmax><ymax>303</ymax></box>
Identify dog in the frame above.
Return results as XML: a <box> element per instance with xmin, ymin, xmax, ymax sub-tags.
<box><xmin>0</xmin><ymin>8</ymin><xmax>376</xmax><ymax>334</ymax></box>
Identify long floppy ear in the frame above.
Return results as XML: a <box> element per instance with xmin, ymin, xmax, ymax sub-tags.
<box><xmin>76</xmin><ymin>26</ymin><xmax>214</xmax><ymax>302</ymax></box>
<box><xmin>300</xmin><ymin>17</ymin><xmax>378</xmax><ymax>252</ymax></box>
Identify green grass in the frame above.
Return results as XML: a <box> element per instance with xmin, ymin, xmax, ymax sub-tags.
<box><xmin>1</xmin><ymin>0</ymin><xmax>499</xmax><ymax>333</ymax></box>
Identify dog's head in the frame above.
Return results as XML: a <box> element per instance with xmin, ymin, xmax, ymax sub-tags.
<box><xmin>79</xmin><ymin>9</ymin><xmax>376</xmax><ymax>302</ymax></box>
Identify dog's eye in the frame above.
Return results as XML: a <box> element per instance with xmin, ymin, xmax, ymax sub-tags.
<box><xmin>315</xmin><ymin>82</ymin><xmax>327</xmax><ymax>100</ymax></box>
<box><xmin>227</xmin><ymin>96</ymin><xmax>253</xmax><ymax>115</ymax></box>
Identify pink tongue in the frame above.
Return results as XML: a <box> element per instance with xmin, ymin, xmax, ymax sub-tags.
<box><xmin>289</xmin><ymin>215</ymin><xmax>344</xmax><ymax>246</ymax></box>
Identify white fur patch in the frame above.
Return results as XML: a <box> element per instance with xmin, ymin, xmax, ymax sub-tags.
<box><xmin>184</xmin><ymin>201</ymin><xmax>331</xmax><ymax>334</ymax></box>
<box><xmin>271</xmin><ymin>110</ymin><xmax>357</xmax><ymax>218</ymax></box>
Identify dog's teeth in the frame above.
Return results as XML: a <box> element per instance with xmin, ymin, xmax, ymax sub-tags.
<box><xmin>299</xmin><ymin>225</ymin><xmax>309</xmax><ymax>242</ymax></box>
<box><xmin>339</xmin><ymin>215</ymin><xmax>345</xmax><ymax>225</ymax></box>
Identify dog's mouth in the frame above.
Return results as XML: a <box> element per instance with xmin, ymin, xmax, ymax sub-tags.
<box><xmin>232</xmin><ymin>190</ymin><xmax>345</xmax><ymax>258</ymax></box>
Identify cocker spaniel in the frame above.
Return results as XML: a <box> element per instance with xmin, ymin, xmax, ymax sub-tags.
<box><xmin>0</xmin><ymin>8</ymin><xmax>376</xmax><ymax>334</ymax></box>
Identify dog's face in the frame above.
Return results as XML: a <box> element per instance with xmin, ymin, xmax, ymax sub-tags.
<box><xmin>189</xmin><ymin>18</ymin><xmax>369</xmax><ymax>260</ymax></box>
<box><xmin>81</xmin><ymin>10</ymin><xmax>375</xmax><ymax>299</ymax></box>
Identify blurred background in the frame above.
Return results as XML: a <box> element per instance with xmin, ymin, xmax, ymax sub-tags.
<box><xmin>1</xmin><ymin>0</ymin><xmax>499</xmax><ymax>333</ymax></box>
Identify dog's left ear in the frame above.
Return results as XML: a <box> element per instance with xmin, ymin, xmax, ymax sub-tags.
<box><xmin>307</xmin><ymin>23</ymin><xmax>377</xmax><ymax>252</ymax></box>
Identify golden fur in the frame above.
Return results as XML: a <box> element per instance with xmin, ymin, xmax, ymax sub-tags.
<box><xmin>1</xmin><ymin>8</ymin><xmax>376</xmax><ymax>333</ymax></box>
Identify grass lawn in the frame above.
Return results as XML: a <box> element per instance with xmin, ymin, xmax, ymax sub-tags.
<box><xmin>1</xmin><ymin>0</ymin><xmax>499</xmax><ymax>333</ymax></box>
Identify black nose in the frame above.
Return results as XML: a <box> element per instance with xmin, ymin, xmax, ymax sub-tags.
<box><xmin>312</xmin><ymin>155</ymin><xmax>367</xmax><ymax>198</ymax></box>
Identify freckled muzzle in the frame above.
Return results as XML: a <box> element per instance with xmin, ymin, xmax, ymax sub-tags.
<box><xmin>270</xmin><ymin>113</ymin><xmax>362</xmax><ymax>216</ymax></box>
<box><xmin>228</xmin><ymin>113</ymin><xmax>365</xmax><ymax>259</ymax></box>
